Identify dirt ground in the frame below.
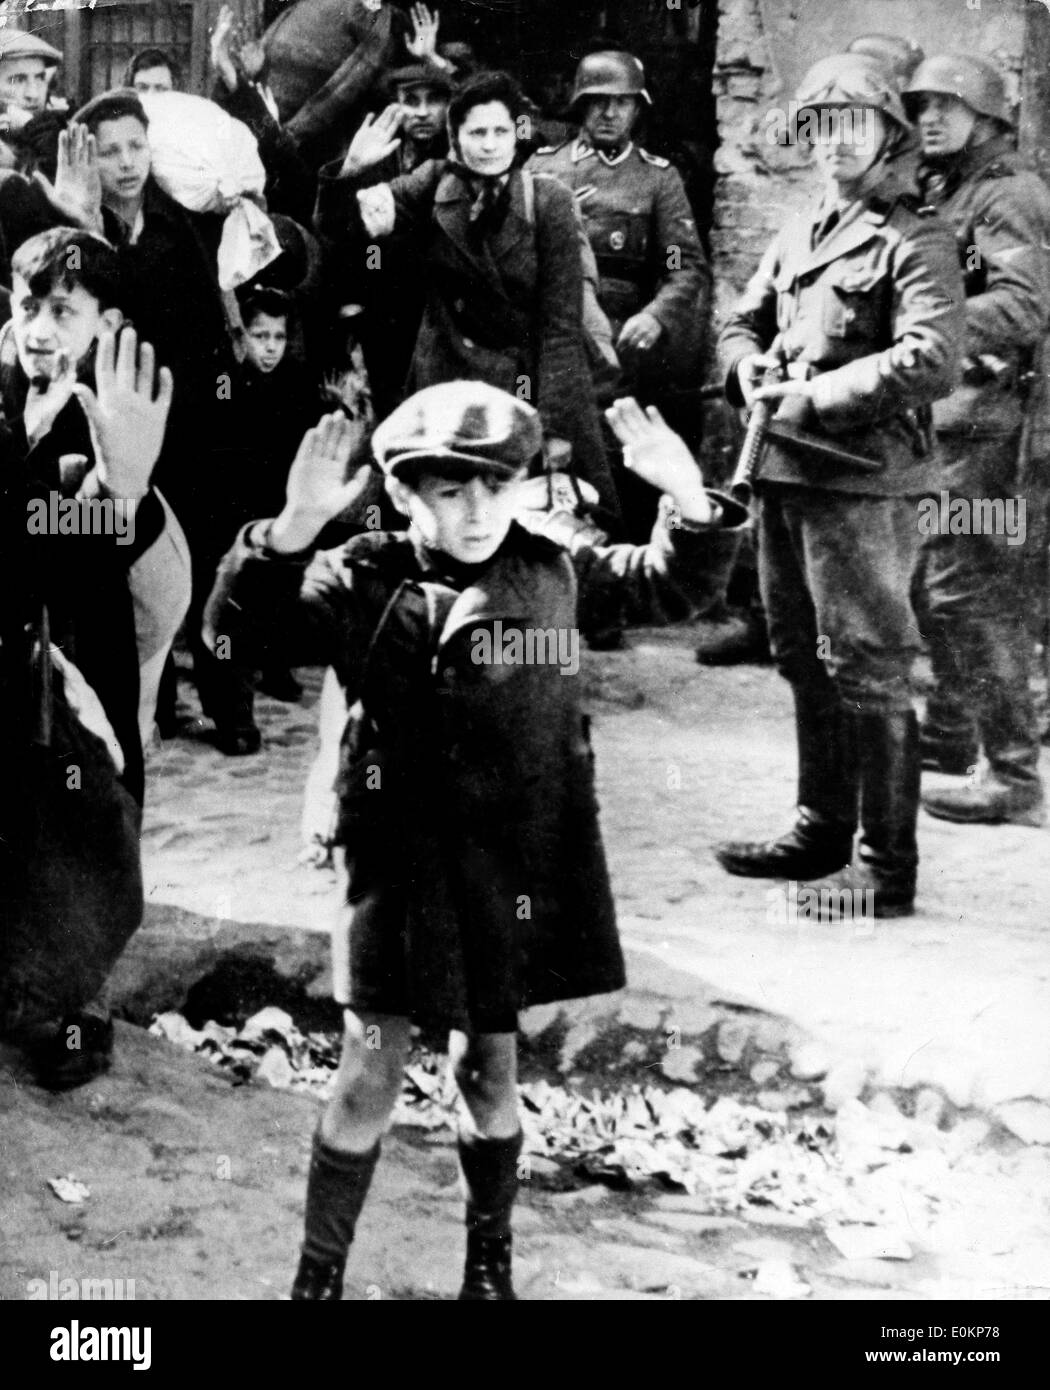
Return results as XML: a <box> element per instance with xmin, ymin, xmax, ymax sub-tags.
<box><xmin>2</xmin><ymin>628</ymin><xmax>1049</xmax><ymax>1302</ymax></box>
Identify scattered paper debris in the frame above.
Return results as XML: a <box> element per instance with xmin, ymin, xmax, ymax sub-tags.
<box><xmin>47</xmin><ymin>1176</ymin><xmax>90</xmax><ymax>1204</ymax></box>
<box><xmin>752</xmin><ymin>1258</ymin><xmax>812</xmax><ymax>1298</ymax></box>
<box><xmin>825</xmin><ymin>1222</ymin><xmax>913</xmax><ymax>1262</ymax></box>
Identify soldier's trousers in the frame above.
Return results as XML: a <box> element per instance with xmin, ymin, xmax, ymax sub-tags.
<box><xmin>913</xmin><ymin>433</ymin><xmax>1042</xmax><ymax>768</ymax></box>
<box><xmin>756</xmin><ymin>483</ymin><xmax>924</xmax><ymax>712</ymax></box>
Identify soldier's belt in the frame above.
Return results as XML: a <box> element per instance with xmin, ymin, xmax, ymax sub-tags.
<box><xmin>596</xmin><ymin>266</ymin><xmax>649</xmax><ymax>291</ymax></box>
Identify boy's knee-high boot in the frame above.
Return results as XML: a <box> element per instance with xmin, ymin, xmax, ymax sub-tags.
<box><xmin>290</xmin><ymin>1132</ymin><xmax>381</xmax><ymax>1300</ymax></box>
<box><xmin>716</xmin><ymin>689</ymin><xmax>858</xmax><ymax>878</ymax></box>
<box><xmin>457</xmin><ymin>1129</ymin><xmax>523</xmax><ymax>1302</ymax></box>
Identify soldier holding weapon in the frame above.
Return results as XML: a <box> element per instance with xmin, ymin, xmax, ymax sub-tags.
<box><xmin>713</xmin><ymin>53</ymin><xmax>964</xmax><ymax>920</ymax></box>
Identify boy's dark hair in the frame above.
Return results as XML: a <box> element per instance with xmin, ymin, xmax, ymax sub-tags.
<box><xmin>239</xmin><ymin>286</ymin><xmax>294</xmax><ymax>328</ymax></box>
<box><xmin>123</xmin><ymin>47</ymin><xmax>181</xmax><ymax>88</ymax></box>
<box><xmin>448</xmin><ymin>70</ymin><xmax>526</xmax><ymax>137</ymax></box>
<box><xmin>73</xmin><ymin>89</ymin><xmax>149</xmax><ymax>136</ymax></box>
<box><xmin>11</xmin><ymin>227</ymin><xmax>124</xmax><ymax>312</ymax></box>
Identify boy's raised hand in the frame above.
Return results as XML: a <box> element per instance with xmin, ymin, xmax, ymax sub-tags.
<box><xmin>72</xmin><ymin>328</ymin><xmax>174</xmax><ymax>502</ymax></box>
<box><xmin>270</xmin><ymin>412</ymin><xmax>373</xmax><ymax>553</ymax></box>
<box><xmin>35</xmin><ymin>124</ymin><xmax>103</xmax><ymax>234</ymax></box>
<box><xmin>606</xmin><ymin>397</ymin><xmax>713</xmax><ymax>526</ymax></box>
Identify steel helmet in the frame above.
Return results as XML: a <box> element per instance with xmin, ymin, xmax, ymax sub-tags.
<box><xmin>847</xmin><ymin>34</ymin><xmax>925</xmax><ymax>85</ymax></box>
<box><xmin>903</xmin><ymin>53</ymin><xmax>1012</xmax><ymax>126</ymax></box>
<box><xmin>795</xmin><ymin>53</ymin><xmax>911</xmax><ymax>131</ymax></box>
<box><xmin>570</xmin><ymin>51</ymin><xmax>652</xmax><ymax>111</ymax></box>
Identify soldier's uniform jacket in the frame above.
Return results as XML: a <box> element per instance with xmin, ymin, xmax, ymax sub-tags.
<box><xmin>526</xmin><ymin>137</ymin><xmax>710</xmax><ymax>351</ymax></box>
<box><xmin>916</xmin><ymin>135</ymin><xmax>1050</xmax><ymax>438</ymax></box>
<box><xmin>204</xmin><ymin>506</ymin><xmax>746</xmax><ymax>1030</ymax></box>
<box><xmin>718</xmin><ymin>170</ymin><xmax>965</xmax><ymax>495</ymax></box>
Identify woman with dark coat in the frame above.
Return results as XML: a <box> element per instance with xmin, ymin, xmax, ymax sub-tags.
<box><xmin>348</xmin><ymin>69</ymin><xmax>621</xmax><ymax>525</ymax></box>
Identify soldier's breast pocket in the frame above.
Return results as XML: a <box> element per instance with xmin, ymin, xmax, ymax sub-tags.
<box><xmin>587</xmin><ymin>205</ymin><xmax>649</xmax><ymax>268</ymax></box>
<box><xmin>822</xmin><ymin>266</ymin><xmax>889</xmax><ymax>342</ymax></box>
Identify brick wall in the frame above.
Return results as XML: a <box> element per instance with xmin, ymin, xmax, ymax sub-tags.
<box><xmin>709</xmin><ymin>0</ymin><xmax>1029</xmax><ymax>321</ymax></box>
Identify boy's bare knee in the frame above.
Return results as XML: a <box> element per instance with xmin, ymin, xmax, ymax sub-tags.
<box><xmin>450</xmin><ymin>1031</ymin><xmax>516</xmax><ymax>1110</ymax></box>
<box><xmin>330</xmin><ymin>1011</ymin><xmax>411</xmax><ymax>1118</ymax></box>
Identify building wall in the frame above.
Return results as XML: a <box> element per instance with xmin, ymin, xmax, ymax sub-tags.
<box><xmin>710</xmin><ymin>0</ymin><xmax>1029</xmax><ymax>326</ymax></box>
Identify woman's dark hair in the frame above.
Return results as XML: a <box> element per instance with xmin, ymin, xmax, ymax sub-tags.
<box><xmin>11</xmin><ymin>227</ymin><xmax>124</xmax><ymax>312</ymax></box>
<box><xmin>73</xmin><ymin>89</ymin><xmax>149</xmax><ymax>136</ymax></box>
<box><xmin>239</xmin><ymin>286</ymin><xmax>294</xmax><ymax>328</ymax></box>
<box><xmin>447</xmin><ymin>70</ymin><xmax>526</xmax><ymax>137</ymax></box>
<box><xmin>122</xmin><ymin>48</ymin><xmax>181</xmax><ymax>88</ymax></box>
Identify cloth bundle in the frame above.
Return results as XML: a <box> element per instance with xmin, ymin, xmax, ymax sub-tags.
<box><xmin>139</xmin><ymin>91</ymin><xmax>281</xmax><ymax>291</ymax></box>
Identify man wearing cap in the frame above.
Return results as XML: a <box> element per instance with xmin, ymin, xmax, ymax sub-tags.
<box><xmin>713</xmin><ymin>53</ymin><xmax>965</xmax><ymax>920</ymax></box>
<box><xmin>903</xmin><ymin>54</ymin><xmax>1050</xmax><ymax>827</ymax></box>
<box><xmin>0</xmin><ymin>29</ymin><xmax>63</xmax><ymax>132</ymax></box>
<box><xmin>204</xmin><ymin>382</ymin><xmax>746</xmax><ymax>1300</ymax></box>
<box><xmin>314</xmin><ymin>63</ymin><xmax>451</xmax><ymax>419</ymax></box>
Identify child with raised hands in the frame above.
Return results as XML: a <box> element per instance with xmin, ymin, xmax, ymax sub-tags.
<box><xmin>205</xmin><ymin>382</ymin><xmax>746</xmax><ymax>1301</ymax></box>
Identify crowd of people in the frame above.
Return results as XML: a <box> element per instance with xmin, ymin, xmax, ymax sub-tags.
<box><xmin>0</xmin><ymin>3</ymin><xmax>1047</xmax><ymax>1302</ymax></box>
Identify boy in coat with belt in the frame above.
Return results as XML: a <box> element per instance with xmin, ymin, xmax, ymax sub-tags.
<box><xmin>204</xmin><ymin>380</ymin><xmax>747</xmax><ymax>1300</ymax></box>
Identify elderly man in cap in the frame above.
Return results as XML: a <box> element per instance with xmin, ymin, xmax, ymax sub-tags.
<box><xmin>204</xmin><ymin>380</ymin><xmax>746</xmax><ymax>1300</ymax></box>
<box><xmin>0</xmin><ymin>29</ymin><xmax>63</xmax><ymax>132</ymax></box>
<box><xmin>328</xmin><ymin>60</ymin><xmax>451</xmax><ymax>184</ymax></box>
<box><xmin>314</xmin><ymin>61</ymin><xmax>452</xmax><ymax>419</ymax></box>
<box><xmin>903</xmin><ymin>54</ymin><xmax>1050</xmax><ymax>826</ymax></box>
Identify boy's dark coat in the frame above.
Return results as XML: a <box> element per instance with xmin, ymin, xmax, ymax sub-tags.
<box><xmin>205</xmin><ymin>507</ymin><xmax>746</xmax><ymax>1029</ymax></box>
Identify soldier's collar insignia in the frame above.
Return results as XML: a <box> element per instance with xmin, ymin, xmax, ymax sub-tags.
<box><xmin>574</xmin><ymin>137</ymin><xmax>634</xmax><ymax>166</ymax></box>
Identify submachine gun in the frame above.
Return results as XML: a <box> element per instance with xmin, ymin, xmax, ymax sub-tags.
<box><xmin>728</xmin><ymin>356</ymin><xmax>883</xmax><ymax>505</ymax></box>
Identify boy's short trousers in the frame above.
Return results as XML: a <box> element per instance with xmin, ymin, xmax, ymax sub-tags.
<box><xmin>331</xmin><ymin>881</ymin><xmax>521</xmax><ymax>1036</ymax></box>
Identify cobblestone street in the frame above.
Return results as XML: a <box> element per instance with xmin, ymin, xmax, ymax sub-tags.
<box><xmin>5</xmin><ymin>628</ymin><xmax>1044</xmax><ymax>1302</ymax></box>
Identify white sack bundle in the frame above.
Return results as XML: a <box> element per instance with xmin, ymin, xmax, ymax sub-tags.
<box><xmin>138</xmin><ymin>90</ymin><xmax>281</xmax><ymax>291</ymax></box>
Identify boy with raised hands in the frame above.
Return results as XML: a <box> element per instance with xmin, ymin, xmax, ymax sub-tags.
<box><xmin>206</xmin><ymin>381</ymin><xmax>745</xmax><ymax>1300</ymax></box>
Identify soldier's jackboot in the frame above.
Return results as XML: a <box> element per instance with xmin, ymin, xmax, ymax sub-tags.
<box><xmin>716</xmin><ymin>692</ymin><xmax>857</xmax><ymax>879</ymax></box>
<box><xmin>923</xmin><ymin>625</ymin><xmax>1045</xmax><ymax>826</ymax></box>
<box><xmin>458</xmin><ymin>1130</ymin><xmax>522</xmax><ymax>1302</ymax></box>
<box><xmin>290</xmin><ymin>1134</ymin><xmax>381</xmax><ymax>1300</ymax></box>
<box><xmin>802</xmin><ymin>710</ymin><xmax>920</xmax><ymax>919</ymax></box>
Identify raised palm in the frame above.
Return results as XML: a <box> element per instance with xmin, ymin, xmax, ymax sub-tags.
<box><xmin>284</xmin><ymin>412</ymin><xmax>373</xmax><ymax>523</ymax></box>
<box><xmin>35</xmin><ymin>124</ymin><xmax>102</xmax><ymax>233</ymax></box>
<box><xmin>406</xmin><ymin>3</ymin><xmax>440</xmax><ymax>59</ymax></box>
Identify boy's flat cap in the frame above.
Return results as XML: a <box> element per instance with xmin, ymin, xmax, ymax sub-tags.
<box><xmin>373</xmin><ymin>382</ymin><xmax>543</xmax><ymax>480</ymax></box>
<box><xmin>0</xmin><ymin>31</ymin><xmax>62</xmax><ymax>66</ymax></box>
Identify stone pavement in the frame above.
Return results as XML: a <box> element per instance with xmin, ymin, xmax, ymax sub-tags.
<box><xmin>128</xmin><ymin>632</ymin><xmax>1050</xmax><ymax>1139</ymax></box>
<box><xmin>3</xmin><ymin>1022</ymin><xmax>1048</xmax><ymax>1302</ymax></box>
<box><xmin>4</xmin><ymin>629</ymin><xmax>1050</xmax><ymax>1303</ymax></box>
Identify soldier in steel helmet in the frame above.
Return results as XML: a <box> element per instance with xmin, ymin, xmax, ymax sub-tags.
<box><xmin>902</xmin><ymin>53</ymin><xmax>1050</xmax><ymax>827</ymax></box>
<box><xmin>526</xmin><ymin>51</ymin><xmax>710</xmax><ymax>529</ymax></box>
<box><xmin>204</xmin><ymin>380</ymin><xmax>747</xmax><ymax>1300</ymax></box>
<box><xmin>714</xmin><ymin>53</ymin><xmax>965</xmax><ymax>919</ymax></box>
